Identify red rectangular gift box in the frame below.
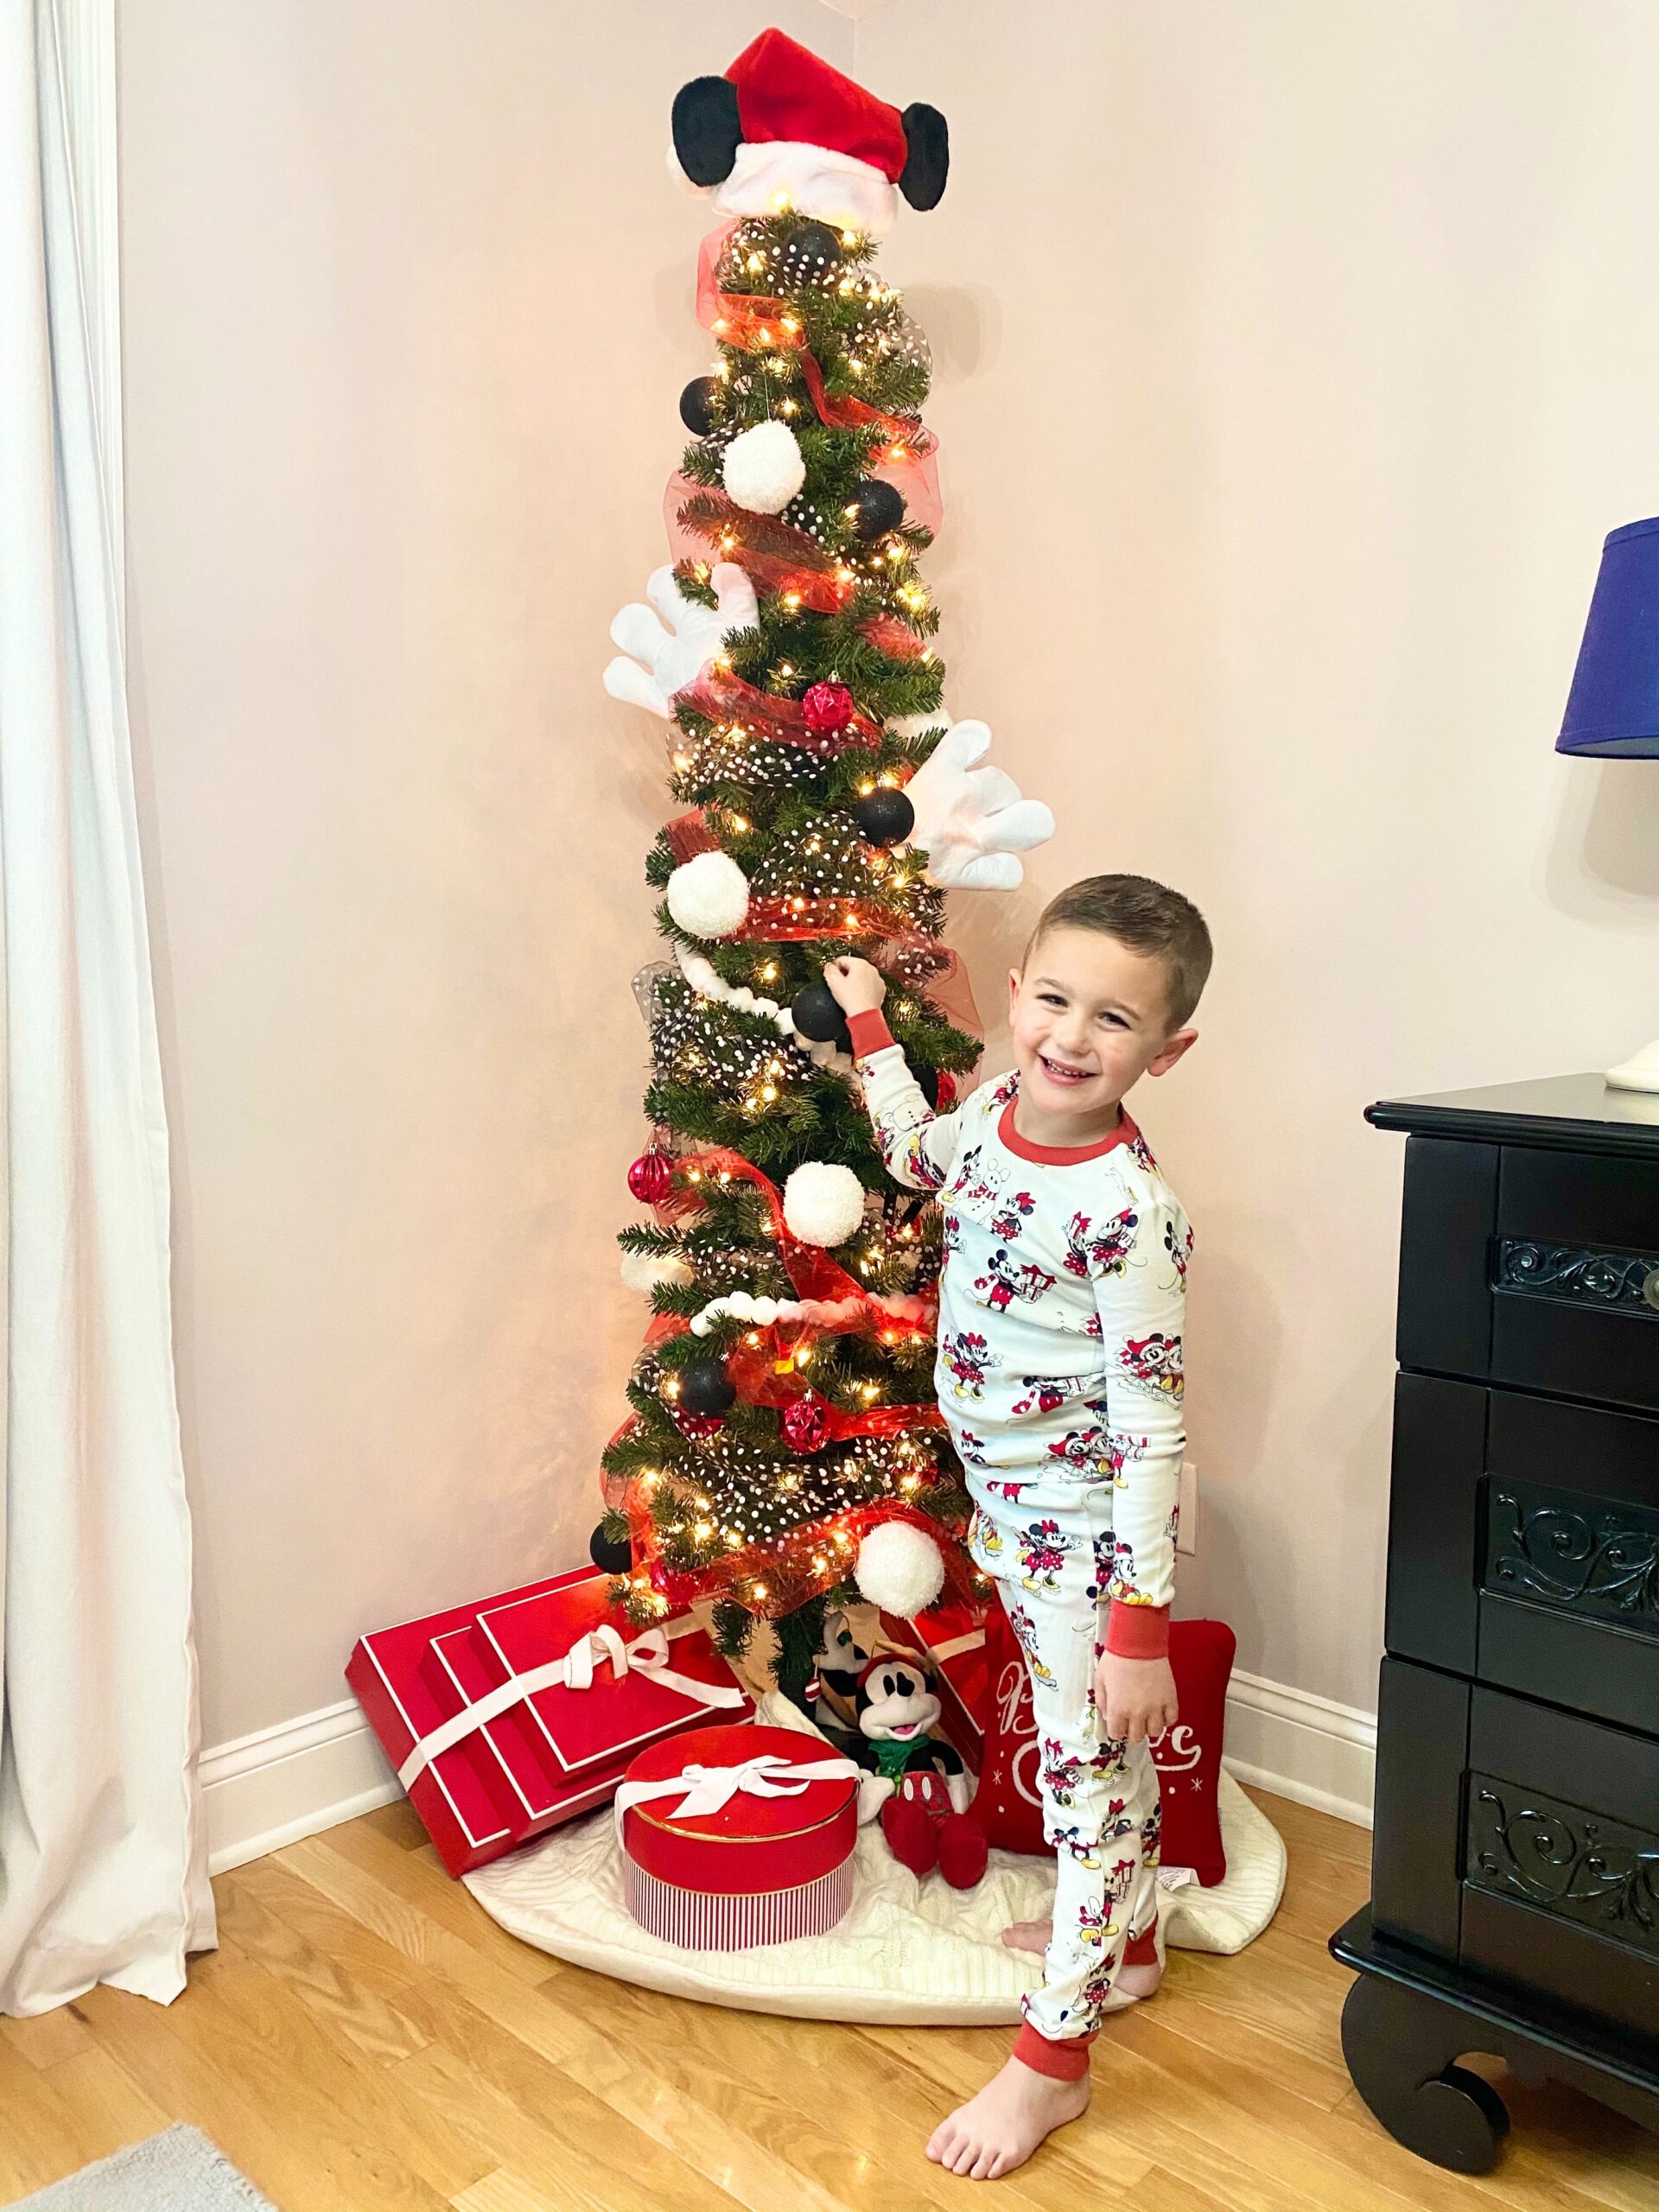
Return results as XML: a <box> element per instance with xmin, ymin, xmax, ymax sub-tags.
<box><xmin>346</xmin><ymin>1566</ymin><xmax>754</xmax><ymax>1876</ymax></box>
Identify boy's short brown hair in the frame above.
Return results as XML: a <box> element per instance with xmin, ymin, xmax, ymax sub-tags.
<box><xmin>1026</xmin><ymin>874</ymin><xmax>1213</xmax><ymax>1030</ymax></box>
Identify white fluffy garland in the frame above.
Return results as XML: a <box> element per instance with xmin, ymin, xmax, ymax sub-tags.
<box><xmin>688</xmin><ymin>1287</ymin><xmax>931</xmax><ymax>1338</ymax></box>
<box><xmin>674</xmin><ymin>943</ymin><xmax>854</xmax><ymax>1076</ymax></box>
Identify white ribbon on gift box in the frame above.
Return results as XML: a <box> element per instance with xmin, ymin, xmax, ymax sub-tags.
<box><xmin>397</xmin><ymin>1622</ymin><xmax>747</xmax><ymax>1789</ymax></box>
<box><xmin>613</xmin><ymin>1750</ymin><xmax>861</xmax><ymax>1838</ymax></box>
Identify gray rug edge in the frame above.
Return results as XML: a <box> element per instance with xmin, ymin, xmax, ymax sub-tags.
<box><xmin>10</xmin><ymin>2126</ymin><xmax>279</xmax><ymax>2211</ymax></box>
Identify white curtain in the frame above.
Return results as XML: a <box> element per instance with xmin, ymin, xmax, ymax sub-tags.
<box><xmin>0</xmin><ymin>0</ymin><xmax>213</xmax><ymax>2010</ymax></box>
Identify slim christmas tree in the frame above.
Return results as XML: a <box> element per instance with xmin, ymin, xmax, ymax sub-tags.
<box><xmin>599</xmin><ymin>31</ymin><xmax>1051</xmax><ymax>1697</ymax></box>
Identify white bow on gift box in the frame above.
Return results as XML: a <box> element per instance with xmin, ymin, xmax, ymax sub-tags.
<box><xmin>602</xmin><ymin>562</ymin><xmax>1054</xmax><ymax>891</ymax></box>
<box><xmin>613</xmin><ymin>1749</ymin><xmax>862</xmax><ymax>1837</ymax></box>
<box><xmin>397</xmin><ymin>1621</ymin><xmax>747</xmax><ymax>1789</ymax></box>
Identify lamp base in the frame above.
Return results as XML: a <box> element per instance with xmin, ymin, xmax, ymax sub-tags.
<box><xmin>1605</xmin><ymin>1036</ymin><xmax>1659</xmax><ymax>1093</ymax></box>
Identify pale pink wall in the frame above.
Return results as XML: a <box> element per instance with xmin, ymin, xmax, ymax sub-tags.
<box><xmin>118</xmin><ymin>0</ymin><xmax>853</xmax><ymax>1745</ymax></box>
<box><xmin>857</xmin><ymin>0</ymin><xmax>1659</xmax><ymax>1713</ymax></box>
<box><xmin>119</xmin><ymin>0</ymin><xmax>1659</xmax><ymax>1752</ymax></box>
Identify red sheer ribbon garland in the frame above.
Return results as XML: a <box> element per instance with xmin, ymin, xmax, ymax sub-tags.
<box><xmin>602</xmin><ymin>1142</ymin><xmax>960</xmax><ymax>1618</ymax></box>
<box><xmin>664</xmin><ymin>474</ymin><xmax>849</xmax><ymax>613</ymax></box>
<box><xmin>660</xmin><ymin>808</ymin><xmax>984</xmax><ymax>1042</ymax></box>
<box><xmin>691</xmin><ymin>224</ymin><xmax>944</xmax><ymax>537</ymax></box>
<box><xmin>672</xmin><ymin>664</ymin><xmax>883</xmax><ymax>757</ymax></box>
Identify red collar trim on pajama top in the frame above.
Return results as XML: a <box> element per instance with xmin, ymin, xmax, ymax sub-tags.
<box><xmin>995</xmin><ymin>1097</ymin><xmax>1140</xmax><ymax>1166</ymax></box>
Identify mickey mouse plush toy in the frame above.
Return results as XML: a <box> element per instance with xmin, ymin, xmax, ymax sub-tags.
<box><xmin>855</xmin><ymin>1655</ymin><xmax>988</xmax><ymax>1890</ymax></box>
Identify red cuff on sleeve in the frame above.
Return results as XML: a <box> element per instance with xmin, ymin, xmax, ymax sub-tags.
<box><xmin>1103</xmin><ymin>1601</ymin><xmax>1172</xmax><ymax>1660</ymax></box>
<box><xmin>1013</xmin><ymin>2023</ymin><xmax>1096</xmax><ymax>2080</ymax></box>
<box><xmin>846</xmin><ymin>1009</ymin><xmax>898</xmax><ymax>1058</ymax></box>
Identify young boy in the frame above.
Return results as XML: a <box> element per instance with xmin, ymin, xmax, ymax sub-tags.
<box><xmin>825</xmin><ymin>873</ymin><xmax>1211</xmax><ymax>2183</ymax></box>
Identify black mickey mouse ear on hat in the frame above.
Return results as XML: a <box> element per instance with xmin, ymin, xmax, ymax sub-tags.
<box><xmin>899</xmin><ymin>101</ymin><xmax>950</xmax><ymax>210</ymax></box>
<box><xmin>671</xmin><ymin>73</ymin><xmax>742</xmax><ymax>186</ymax></box>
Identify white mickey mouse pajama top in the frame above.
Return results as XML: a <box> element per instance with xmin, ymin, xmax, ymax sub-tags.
<box><xmin>847</xmin><ymin>1009</ymin><xmax>1192</xmax><ymax>2069</ymax></box>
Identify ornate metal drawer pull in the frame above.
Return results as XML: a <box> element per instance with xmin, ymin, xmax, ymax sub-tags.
<box><xmin>1494</xmin><ymin>1239</ymin><xmax>1659</xmax><ymax>1317</ymax></box>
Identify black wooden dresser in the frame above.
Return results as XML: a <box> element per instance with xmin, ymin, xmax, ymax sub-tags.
<box><xmin>1332</xmin><ymin>1071</ymin><xmax>1659</xmax><ymax>2174</ymax></box>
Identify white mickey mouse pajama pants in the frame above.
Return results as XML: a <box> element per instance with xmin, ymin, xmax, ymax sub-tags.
<box><xmin>969</xmin><ymin>1493</ymin><xmax>1164</xmax><ymax>2075</ymax></box>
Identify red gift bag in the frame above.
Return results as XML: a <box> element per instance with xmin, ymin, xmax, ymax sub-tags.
<box><xmin>973</xmin><ymin>1606</ymin><xmax>1236</xmax><ymax>1886</ymax></box>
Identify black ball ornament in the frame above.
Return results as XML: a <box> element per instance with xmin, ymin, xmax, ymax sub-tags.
<box><xmin>679</xmin><ymin>376</ymin><xmax>721</xmax><ymax>436</ymax></box>
<box><xmin>589</xmin><ymin>1520</ymin><xmax>633</xmax><ymax>1575</ymax></box>
<box><xmin>917</xmin><ymin>1064</ymin><xmax>944</xmax><ymax>1112</ymax></box>
<box><xmin>854</xmin><ymin>789</ymin><xmax>916</xmax><ymax>848</ymax></box>
<box><xmin>677</xmin><ymin>1357</ymin><xmax>736</xmax><ymax>1419</ymax></box>
<box><xmin>791</xmin><ymin>982</ymin><xmax>851</xmax><ymax>1047</ymax></box>
<box><xmin>847</xmin><ymin>480</ymin><xmax>906</xmax><ymax>543</ymax></box>
<box><xmin>780</xmin><ymin>219</ymin><xmax>842</xmax><ymax>283</ymax></box>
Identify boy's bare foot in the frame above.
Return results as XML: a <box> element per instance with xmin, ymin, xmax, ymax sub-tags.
<box><xmin>926</xmin><ymin>2054</ymin><xmax>1090</xmax><ymax>2180</ymax></box>
<box><xmin>998</xmin><ymin>1919</ymin><xmax>1164</xmax><ymax>2000</ymax></box>
<box><xmin>999</xmin><ymin>1917</ymin><xmax>1052</xmax><ymax>1955</ymax></box>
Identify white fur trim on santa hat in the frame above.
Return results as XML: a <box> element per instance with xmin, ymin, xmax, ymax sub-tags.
<box><xmin>666</xmin><ymin>138</ymin><xmax>899</xmax><ymax>240</ymax></box>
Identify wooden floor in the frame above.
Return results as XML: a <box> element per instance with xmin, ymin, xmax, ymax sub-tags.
<box><xmin>1</xmin><ymin>1789</ymin><xmax>1656</xmax><ymax>2211</ymax></box>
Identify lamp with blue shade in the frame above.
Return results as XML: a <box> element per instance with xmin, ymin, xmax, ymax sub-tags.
<box><xmin>1557</xmin><ymin>515</ymin><xmax>1659</xmax><ymax>1091</ymax></box>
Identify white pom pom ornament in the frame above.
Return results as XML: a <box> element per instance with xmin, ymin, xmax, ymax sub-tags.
<box><xmin>721</xmin><ymin>420</ymin><xmax>805</xmax><ymax>516</ymax></box>
<box><xmin>855</xmin><ymin>1520</ymin><xmax>947</xmax><ymax>1616</ymax></box>
<box><xmin>620</xmin><ymin>1249</ymin><xmax>694</xmax><ymax>1294</ymax></box>
<box><xmin>782</xmin><ymin>1160</ymin><xmax>866</xmax><ymax>1247</ymax></box>
<box><xmin>664</xmin><ymin>850</ymin><xmax>749</xmax><ymax>938</ymax></box>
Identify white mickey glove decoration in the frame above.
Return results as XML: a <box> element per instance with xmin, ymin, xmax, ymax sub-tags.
<box><xmin>902</xmin><ymin>719</ymin><xmax>1056</xmax><ymax>891</ymax></box>
<box><xmin>602</xmin><ymin>562</ymin><xmax>760</xmax><ymax>718</ymax></box>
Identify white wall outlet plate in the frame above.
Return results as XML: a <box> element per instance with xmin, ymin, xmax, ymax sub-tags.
<box><xmin>1177</xmin><ymin>1459</ymin><xmax>1198</xmax><ymax>1555</ymax></box>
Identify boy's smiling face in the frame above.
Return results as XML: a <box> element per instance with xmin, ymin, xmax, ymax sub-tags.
<box><xmin>1007</xmin><ymin>925</ymin><xmax>1198</xmax><ymax>1136</ymax></box>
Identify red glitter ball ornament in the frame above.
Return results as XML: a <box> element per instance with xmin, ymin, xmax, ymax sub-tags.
<box><xmin>674</xmin><ymin>1409</ymin><xmax>724</xmax><ymax>1440</ymax></box>
<box><xmin>781</xmin><ymin>1394</ymin><xmax>830</xmax><ymax>1453</ymax></box>
<box><xmin>627</xmin><ymin>1150</ymin><xmax>674</xmax><ymax>1205</ymax></box>
<box><xmin>801</xmin><ymin>681</ymin><xmax>855</xmax><ymax>734</ymax></box>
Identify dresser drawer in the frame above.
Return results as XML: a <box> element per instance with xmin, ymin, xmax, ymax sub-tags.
<box><xmin>1397</xmin><ymin>1136</ymin><xmax>1659</xmax><ymax>1413</ymax></box>
<box><xmin>1386</xmin><ymin>1375</ymin><xmax>1659</xmax><ymax>1735</ymax></box>
<box><xmin>1372</xmin><ymin>1659</ymin><xmax>1659</xmax><ymax>2044</ymax></box>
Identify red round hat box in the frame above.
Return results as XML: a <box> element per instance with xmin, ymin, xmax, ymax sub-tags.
<box><xmin>618</xmin><ymin>1722</ymin><xmax>859</xmax><ymax>1950</ymax></box>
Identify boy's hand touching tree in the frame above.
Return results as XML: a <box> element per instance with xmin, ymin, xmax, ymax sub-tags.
<box><xmin>823</xmin><ymin>957</ymin><xmax>888</xmax><ymax>1018</ymax></box>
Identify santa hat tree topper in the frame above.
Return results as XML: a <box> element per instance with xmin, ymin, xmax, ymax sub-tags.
<box><xmin>671</xmin><ymin>27</ymin><xmax>949</xmax><ymax>241</ymax></box>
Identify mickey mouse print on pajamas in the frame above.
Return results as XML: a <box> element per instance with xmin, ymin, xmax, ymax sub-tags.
<box><xmin>974</xmin><ymin>1247</ymin><xmax>1058</xmax><ymax>1314</ymax></box>
<box><xmin>1118</xmin><ymin>1330</ymin><xmax>1184</xmax><ymax>1401</ymax></box>
<box><xmin>983</xmin><ymin>1478</ymin><xmax>1028</xmax><ymax>1502</ymax></box>
<box><xmin>1003</xmin><ymin>1597</ymin><xmax>1054</xmax><ymax>1684</ymax></box>
<box><xmin>1046</xmin><ymin>1424</ymin><xmax>1111</xmax><ymax>1476</ymax></box>
<box><xmin>1040</xmin><ymin>1737</ymin><xmax>1085</xmax><ymax>1808</ymax></box>
<box><xmin>1016</xmin><ymin>1517</ymin><xmax>1072</xmax><ymax>1591</ymax></box>
<box><xmin>988</xmin><ymin>1190</ymin><xmax>1036</xmax><ymax>1241</ymax></box>
<box><xmin>1075</xmin><ymin>1899</ymin><xmax>1114</xmax><ymax>1948</ymax></box>
<box><xmin>968</xmin><ymin>1506</ymin><xmax>1003</xmax><ymax>1559</ymax></box>
<box><xmin>1062</xmin><ymin>1205</ymin><xmax>1139</xmax><ymax>1283</ymax></box>
<box><xmin>1010</xmin><ymin>1375</ymin><xmax>1072</xmax><ymax>1416</ymax></box>
<box><xmin>941</xmin><ymin>1327</ymin><xmax>991</xmax><ymax>1398</ymax></box>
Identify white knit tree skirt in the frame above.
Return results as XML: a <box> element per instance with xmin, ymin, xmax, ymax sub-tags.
<box><xmin>465</xmin><ymin>1694</ymin><xmax>1287</xmax><ymax>2024</ymax></box>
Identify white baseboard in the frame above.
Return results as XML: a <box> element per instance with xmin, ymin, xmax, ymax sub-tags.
<box><xmin>200</xmin><ymin>1699</ymin><xmax>400</xmax><ymax>1875</ymax></box>
<box><xmin>199</xmin><ymin>1668</ymin><xmax>1378</xmax><ymax>1878</ymax></box>
<box><xmin>1223</xmin><ymin>1667</ymin><xmax>1377</xmax><ymax>1832</ymax></box>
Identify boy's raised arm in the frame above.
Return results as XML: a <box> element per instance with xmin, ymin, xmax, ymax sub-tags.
<box><xmin>825</xmin><ymin>956</ymin><xmax>967</xmax><ymax>1193</ymax></box>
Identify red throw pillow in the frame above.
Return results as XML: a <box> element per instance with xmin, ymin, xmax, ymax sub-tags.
<box><xmin>973</xmin><ymin>1608</ymin><xmax>1236</xmax><ymax>1887</ymax></box>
